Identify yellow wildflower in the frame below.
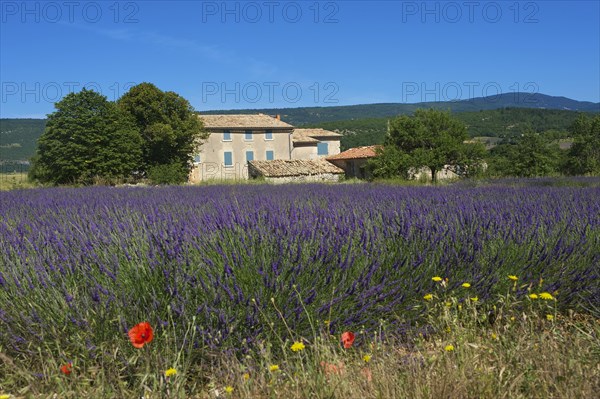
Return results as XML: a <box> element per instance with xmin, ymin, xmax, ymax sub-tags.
<box><xmin>224</xmin><ymin>386</ymin><xmax>234</xmax><ymax>394</ymax></box>
<box><xmin>423</xmin><ymin>294</ymin><xmax>433</xmax><ymax>301</ymax></box>
<box><xmin>290</xmin><ymin>341</ymin><xmax>305</xmax><ymax>352</ymax></box>
<box><xmin>0</xmin><ymin>395</ymin><xmax>10</xmax><ymax>399</ymax></box>
<box><xmin>508</xmin><ymin>275</ymin><xmax>518</xmax><ymax>281</ymax></box>
<box><xmin>445</xmin><ymin>326</ymin><xmax>451</xmax><ymax>333</ymax></box>
<box><xmin>529</xmin><ymin>293</ymin><xmax>539</xmax><ymax>300</ymax></box>
<box><xmin>243</xmin><ymin>373</ymin><xmax>250</xmax><ymax>381</ymax></box>
<box><xmin>540</xmin><ymin>292</ymin><xmax>554</xmax><ymax>300</ymax></box>
<box><xmin>444</xmin><ymin>345</ymin><xmax>455</xmax><ymax>352</ymax></box>
<box><xmin>165</xmin><ymin>368</ymin><xmax>177</xmax><ymax>378</ymax></box>
<box><xmin>445</xmin><ymin>301</ymin><xmax>452</xmax><ymax>307</ymax></box>
<box><xmin>324</xmin><ymin>320</ymin><xmax>331</xmax><ymax>326</ymax></box>
<box><xmin>269</xmin><ymin>365</ymin><xmax>280</xmax><ymax>372</ymax></box>
<box><xmin>462</xmin><ymin>283</ymin><xmax>471</xmax><ymax>288</ymax></box>
<box><xmin>470</xmin><ymin>296</ymin><xmax>479</xmax><ymax>302</ymax></box>
<box><xmin>491</xmin><ymin>333</ymin><xmax>498</xmax><ymax>340</ymax></box>
<box><xmin>363</xmin><ymin>354</ymin><xmax>372</xmax><ymax>363</ymax></box>
<box><xmin>546</xmin><ymin>314</ymin><xmax>554</xmax><ymax>321</ymax></box>
<box><xmin>432</xmin><ymin>276</ymin><xmax>443</xmax><ymax>282</ymax></box>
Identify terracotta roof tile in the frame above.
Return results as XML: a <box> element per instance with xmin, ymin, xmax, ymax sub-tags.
<box><xmin>292</xmin><ymin>128</ymin><xmax>342</xmax><ymax>143</ymax></box>
<box><xmin>248</xmin><ymin>159</ymin><xmax>344</xmax><ymax>177</ymax></box>
<box><xmin>199</xmin><ymin>114</ymin><xmax>294</xmax><ymax>129</ymax></box>
<box><xmin>326</xmin><ymin>145</ymin><xmax>382</xmax><ymax>160</ymax></box>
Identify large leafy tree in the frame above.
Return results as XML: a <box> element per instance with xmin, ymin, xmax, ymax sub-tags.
<box><xmin>383</xmin><ymin>109</ymin><xmax>485</xmax><ymax>182</ymax></box>
<box><xmin>507</xmin><ymin>132</ymin><xmax>561</xmax><ymax>177</ymax></box>
<box><xmin>117</xmin><ymin>83</ymin><xmax>207</xmax><ymax>182</ymax></box>
<box><xmin>367</xmin><ymin>146</ymin><xmax>412</xmax><ymax>179</ymax></box>
<box><xmin>565</xmin><ymin>114</ymin><xmax>600</xmax><ymax>175</ymax></box>
<box><xmin>488</xmin><ymin>132</ymin><xmax>561</xmax><ymax>177</ymax></box>
<box><xmin>30</xmin><ymin>89</ymin><xmax>142</xmax><ymax>185</ymax></box>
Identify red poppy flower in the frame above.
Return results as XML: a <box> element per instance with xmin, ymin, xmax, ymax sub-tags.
<box><xmin>60</xmin><ymin>363</ymin><xmax>72</xmax><ymax>375</ymax></box>
<box><xmin>128</xmin><ymin>321</ymin><xmax>154</xmax><ymax>348</ymax></box>
<box><xmin>341</xmin><ymin>331</ymin><xmax>355</xmax><ymax>349</ymax></box>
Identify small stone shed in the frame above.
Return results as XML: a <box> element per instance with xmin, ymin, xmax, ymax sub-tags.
<box><xmin>326</xmin><ymin>145</ymin><xmax>382</xmax><ymax>179</ymax></box>
<box><xmin>248</xmin><ymin>159</ymin><xmax>344</xmax><ymax>183</ymax></box>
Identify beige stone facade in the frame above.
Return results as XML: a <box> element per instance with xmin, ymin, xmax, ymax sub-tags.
<box><xmin>291</xmin><ymin>129</ymin><xmax>342</xmax><ymax>160</ymax></box>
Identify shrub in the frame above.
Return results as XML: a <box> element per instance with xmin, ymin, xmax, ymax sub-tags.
<box><xmin>147</xmin><ymin>162</ymin><xmax>189</xmax><ymax>185</ymax></box>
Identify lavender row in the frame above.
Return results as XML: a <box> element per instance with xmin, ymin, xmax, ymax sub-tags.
<box><xmin>0</xmin><ymin>183</ymin><xmax>599</xmax><ymax>357</ymax></box>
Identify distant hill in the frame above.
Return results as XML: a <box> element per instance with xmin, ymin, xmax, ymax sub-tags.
<box><xmin>200</xmin><ymin>93</ymin><xmax>599</xmax><ymax>125</ymax></box>
<box><xmin>0</xmin><ymin>119</ymin><xmax>46</xmax><ymax>172</ymax></box>
<box><xmin>1</xmin><ymin>93</ymin><xmax>598</xmax><ymax>167</ymax></box>
<box><xmin>313</xmin><ymin>108</ymin><xmax>597</xmax><ymax>150</ymax></box>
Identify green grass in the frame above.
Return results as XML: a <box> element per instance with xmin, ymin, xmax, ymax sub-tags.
<box><xmin>0</xmin><ymin>173</ymin><xmax>36</xmax><ymax>191</ymax></box>
<box><xmin>1</xmin><ymin>280</ymin><xmax>598</xmax><ymax>398</ymax></box>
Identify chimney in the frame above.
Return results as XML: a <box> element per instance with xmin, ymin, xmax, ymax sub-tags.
<box><xmin>275</xmin><ymin>114</ymin><xmax>281</xmax><ymax>120</ymax></box>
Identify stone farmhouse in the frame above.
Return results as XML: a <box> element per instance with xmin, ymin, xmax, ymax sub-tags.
<box><xmin>189</xmin><ymin>114</ymin><xmax>342</xmax><ymax>182</ymax></box>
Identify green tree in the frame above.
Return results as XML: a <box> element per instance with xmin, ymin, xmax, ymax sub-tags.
<box><xmin>117</xmin><ymin>83</ymin><xmax>207</xmax><ymax>183</ymax></box>
<box><xmin>496</xmin><ymin>132</ymin><xmax>560</xmax><ymax>177</ymax></box>
<box><xmin>383</xmin><ymin>109</ymin><xmax>485</xmax><ymax>183</ymax></box>
<box><xmin>29</xmin><ymin>89</ymin><xmax>142</xmax><ymax>185</ymax></box>
<box><xmin>565</xmin><ymin>114</ymin><xmax>600</xmax><ymax>175</ymax></box>
<box><xmin>367</xmin><ymin>145</ymin><xmax>412</xmax><ymax>179</ymax></box>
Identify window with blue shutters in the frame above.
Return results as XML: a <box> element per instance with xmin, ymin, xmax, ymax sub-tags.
<box><xmin>245</xmin><ymin>130</ymin><xmax>253</xmax><ymax>141</ymax></box>
<box><xmin>317</xmin><ymin>142</ymin><xmax>329</xmax><ymax>156</ymax></box>
<box><xmin>246</xmin><ymin>151</ymin><xmax>254</xmax><ymax>162</ymax></box>
<box><xmin>193</xmin><ymin>154</ymin><xmax>201</xmax><ymax>164</ymax></box>
<box><xmin>265</xmin><ymin>130</ymin><xmax>273</xmax><ymax>140</ymax></box>
<box><xmin>224</xmin><ymin>151</ymin><xmax>233</xmax><ymax>167</ymax></box>
<box><xmin>266</xmin><ymin>150</ymin><xmax>274</xmax><ymax>160</ymax></box>
<box><xmin>223</xmin><ymin>130</ymin><xmax>231</xmax><ymax>141</ymax></box>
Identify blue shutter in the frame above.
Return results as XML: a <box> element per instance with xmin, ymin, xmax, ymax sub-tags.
<box><xmin>317</xmin><ymin>142</ymin><xmax>329</xmax><ymax>155</ymax></box>
<box><xmin>224</xmin><ymin>152</ymin><xmax>233</xmax><ymax>166</ymax></box>
<box><xmin>193</xmin><ymin>154</ymin><xmax>201</xmax><ymax>163</ymax></box>
<box><xmin>245</xmin><ymin>130</ymin><xmax>253</xmax><ymax>140</ymax></box>
<box><xmin>265</xmin><ymin>130</ymin><xmax>273</xmax><ymax>140</ymax></box>
<box><xmin>266</xmin><ymin>150</ymin><xmax>274</xmax><ymax>160</ymax></box>
<box><xmin>246</xmin><ymin>151</ymin><xmax>254</xmax><ymax>162</ymax></box>
<box><xmin>223</xmin><ymin>130</ymin><xmax>231</xmax><ymax>141</ymax></box>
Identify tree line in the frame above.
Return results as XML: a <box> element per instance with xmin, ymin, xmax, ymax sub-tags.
<box><xmin>367</xmin><ymin>109</ymin><xmax>600</xmax><ymax>182</ymax></box>
<box><xmin>311</xmin><ymin>108</ymin><xmax>596</xmax><ymax>151</ymax></box>
<box><xmin>29</xmin><ymin>83</ymin><xmax>207</xmax><ymax>185</ymax></box>
<box><xmin>486</xmin><ymin>113</ymin><xmax>600</xmax><ymax>177</ymax></box>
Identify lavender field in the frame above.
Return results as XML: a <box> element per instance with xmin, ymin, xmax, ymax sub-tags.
<box><xmin>1</xmin><ymin>182</ymin><xmax>599</xmax><ymax>392</ymax></box>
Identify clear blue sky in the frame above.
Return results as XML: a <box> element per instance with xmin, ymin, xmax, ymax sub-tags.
<box><xmin>1</xmin><ymin>0</ymin><xmax>599</xmax><ymax>118</ymax></box>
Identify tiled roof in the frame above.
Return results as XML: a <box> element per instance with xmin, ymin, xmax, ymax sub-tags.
<box><xmin>326</xmin><ymin>145</ymin><xmax>382</xmax><ymax>160</ymax></box>
<box><xmin>292</xmin><ymin>128</ymin><xmax>342</xmax><ymax>143</ymax></box>
<box><xmin>198</xmin><ymin>114</ymin><xmax>294</xmax><ymax>129</ymax></box>
<box><xmin>248</xmin><ymin>159</ymin><xmax>344</xmax><ymax>177</ymax></box>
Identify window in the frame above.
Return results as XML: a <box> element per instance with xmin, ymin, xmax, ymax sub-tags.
<box><xmin>266</xmin><ymin>150</ymin><xmax>274</xmax><ymax>160</ymax></box>
<box><xmin>224</xmin><ymin>151</ymin><xmax>233</xmax><ymax>167</ymax></box>
<box><xmin>193</xmin><ymin>154</ymin><xmax>201</xmax><ymax>164</ymax></box>
<box><xmin>246</xmin><ymin>151</ymin><xmax>254</xmax><ymax>162</ymax></box>
<box><xmin>223</xmin><ymin>130</ymin><xmax>231</xmax><ymax>141</ymax></box>
<box><xmin>317</xmin><ymin>142</ymin><xmax>329</xmax><ymax>156</ymax></box>
<box><xmin>265</xmin><ymin>130</ymin><xmax>273</xmax><ymax>140</ymax></box>
<box><xmin>244</xmin><ymin>130</ymin><xmax>253</xmax><ymax>141</ymax></box>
